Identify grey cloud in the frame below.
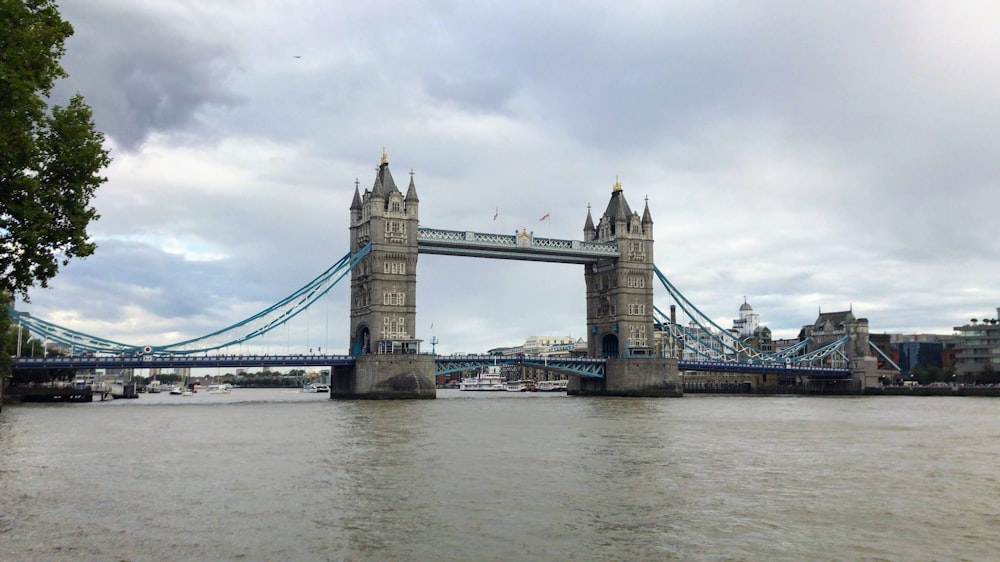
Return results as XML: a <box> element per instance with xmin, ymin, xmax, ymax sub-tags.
<box><xmin>55</xmin><ymin>3</ymin><xmax>244</xmax><ymax>151</ymax></box>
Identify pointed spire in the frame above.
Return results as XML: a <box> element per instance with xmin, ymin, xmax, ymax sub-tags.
<box><xmin>602</xmin><ymin>177</ymin><xmax>632</xmax><ymax>221</ymax></box>
<box><xmin>641</xmin><ymin>195</ymin><xmax>653</xmax><ymax>225</ymax></box>
<box><xmin>371</xmin><ymin>164</ymin><xmax>385</xmax><ymax>199</ymax></box>
<box><xmin>351</xmin><ymin>177</ymin><xmax>362</xmax><ymax>210</ymax></box>
<box><xmin>584</xmin><ymin>203</ymin><xmax>595</xmax><ymax>232</ymax></box>
<box><xmin>379</xmin><ymin>155</ymin><xmax>398</xmax><ymax>195</ymax></box>
<box><xmin>405</xmin><ymin>169</ymin><xmax>419</xmax><ymax>202</ymax></box>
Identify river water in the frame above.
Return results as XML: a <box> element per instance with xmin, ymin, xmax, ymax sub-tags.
<box><xmin>1</xmin><ymin>390</ymin><xmax>998</xmax><ymax>561</ymax></box>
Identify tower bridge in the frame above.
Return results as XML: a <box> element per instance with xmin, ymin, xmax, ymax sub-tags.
<box><xmin>9</xmin><ymin>150</ymin><xmax>883</xmax><ymax>398</ymax></box>
<box><xmin>339</xmin><ymin>153</ymin><xmax>681</xmax><ymax>398</ymax></box>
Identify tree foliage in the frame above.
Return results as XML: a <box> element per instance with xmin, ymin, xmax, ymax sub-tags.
<box><xmin>1</xmin><ymin>0</ymin><xmax>111</xmax><ymax>301</ymax></box>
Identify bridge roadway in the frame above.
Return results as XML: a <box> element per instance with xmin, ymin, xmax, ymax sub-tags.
<box><xmin>13</xmin><ymin>355</ymin><xmax>852</xmax><ymax>379</ymax></box>
<box><xmin>13</xmin><ymin>354</ymin><xmax>357</xmax><ymax>370</ymax></box>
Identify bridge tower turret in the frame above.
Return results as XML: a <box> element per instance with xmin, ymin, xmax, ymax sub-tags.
<box><xmin>348</xmin><ymin>150</ymin><xmax>421</xmax><ymax>356</ymax></box>
<box><xmin>584</xmin><ymin>179</ymin><xmax>655</xmax><ymax>358</ymax></box>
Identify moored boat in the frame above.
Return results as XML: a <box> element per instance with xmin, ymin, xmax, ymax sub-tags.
<box><xmin>505</xmin><ymin>380</ymin><xmax>526</xmax><ymax>392</ymax></box>
<box><xmin>537</xmin><ymin>379</ymin><xmax>568</xmax><ymax>392</ymax></box>
<box><xmin>459</xmin><ymin>366</ymin><xmax>506</xmax><ymax>391</ymax></box>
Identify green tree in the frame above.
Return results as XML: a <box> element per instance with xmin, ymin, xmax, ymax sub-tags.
<box><xmin>1</xmin><ymin>0</ymin><xmax>111</xmax><ymax>302</ymax></box>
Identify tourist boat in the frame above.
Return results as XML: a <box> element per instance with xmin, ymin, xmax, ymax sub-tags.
<box><xmin>505</xmin><ymin>380</ymin><xmax>527</xmax><ymax>392</ymax></box>
<box><xmin>537</xmin><ymin>379</ymin><xmax>569</xmax><ymax>392</ymax></box>
<box><xmin>505</xmin><ymin>380</ymin><xmax>537</xmax><ymax>392</ymax></box>
<box><xmin>459</xmin><ymin>366</ymin><xmax>506</xmax><ymax>391</ymax></box>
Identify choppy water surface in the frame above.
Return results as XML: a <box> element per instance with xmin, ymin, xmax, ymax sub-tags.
<box><xmin>1</xmin><ymin>390</ymin><xmax>998</xmax><ymax>561</ymax></box>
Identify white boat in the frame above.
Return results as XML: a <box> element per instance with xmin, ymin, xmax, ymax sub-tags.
<box><xmin>301</xmin><ymin>383</ymin><xmax>329</xmax><ymax>393</ymax></box>
<box><xmin>505</xmin><ymin>380</ymin><xmax>526</xmax><ymax>392</ymax></box>
<box><xmin>169</xmin><ymin>386</ymin><xmax>184</xmax><ymax>395</ymax></box>
<box><xmin>537</xmin><ymin>379</ymin><xmax>568</xmax><ymax>392</ymax></box>
<box><xmin>207</xmin><ymin>384</ymin><xmax>231</xmax><ymax>394</ymax></box>
<box><xmin>505</xmin><ymin>380</ymin><xmax>536</xmax><ymax>392</ymax></box>
<box><xmin>459</xmin><ymin>366</ymin><xmax>507</xmax><ymax>391</ymax></box>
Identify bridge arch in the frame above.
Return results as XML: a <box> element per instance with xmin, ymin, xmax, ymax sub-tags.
<box><xmin>601</xmin><ymin>333</ymin><xmax>619</xmax><ymax>358</ymax></box>
<box><xmin>352</xmin><ymin>324</ymin><xmax>371</xmax><ymax>355</ymax></box>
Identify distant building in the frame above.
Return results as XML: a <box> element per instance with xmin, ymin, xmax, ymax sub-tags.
<box><xmin>799</xmin><ymin>309</ymin><xmax>869</xmax><ymax>371</ymax></box>
<box><xmin>522</xmin><ymin>335</ymin><xmax>586</xmax><ymax>356</ymax></box>
<box><xmin>887</xmin><ymin>333</ymin><xmax>958</xmax><ymax>374</ymax></box>
<box><xmin>771</xmin><ymin>338</ymin><xmax>800</xmax><ymax>354</ymax></box>
<box><xmin>953</xmin><ymin>308</ymin><xmax>1000</xmax><ymax>378</ymax></box>
<box><xmin>731</xmin><ymin>299</ymin><xmax>760</xmax><ymax>338</ymax></box>
<box><xmin>730</xmin><ymin>300</ymin><xmax>772</xmax><ymax>354</ymax></box>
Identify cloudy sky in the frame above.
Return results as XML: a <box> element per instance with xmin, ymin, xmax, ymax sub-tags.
<box><xmin>17</xmin><ymin>0</ymin><xmax>1000</xmax><ymax>355</ymax></box>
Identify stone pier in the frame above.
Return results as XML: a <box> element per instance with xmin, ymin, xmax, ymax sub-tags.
<box><xmin>569</xmin><ymin>357</ymin><xmax>683</xmax><ymax>397</ymax></box>
<box><xmin>330</xmin><ymin>354</ymin><xmax>436</xmax><ymax>399</ymax></box>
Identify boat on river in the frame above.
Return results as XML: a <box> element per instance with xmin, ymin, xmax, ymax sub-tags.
<box><xmin>505</xmin><ymin>380</ymin><xmax>537</xmax><ymax>392</ymax></box>
<box><xmin>537</xmin><ymin>379</ymin><xmax>568</xmax><ymax>392</ymax></box>
<box><xmin>459</xmin><ymin>366</ymin><xmax>506</xmax><ymax>391</ymax></box>
<box><xmin>301</xmin><ymin>383</ymin><xmax>329</xmax><ymax>393</ymax></box>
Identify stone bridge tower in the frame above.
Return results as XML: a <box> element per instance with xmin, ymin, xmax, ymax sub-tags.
<box><xmin>335</xmin><ymin>151</ymin><xmax>434</xmax><ymax>399</ymax></box>
<box><xmin>348</xmin><ymin>151</ymin><xmax>421</xmax><ymax>355</ymax></box>
<box><xmin>574</xmin><ymin>179</ymin><xmax>680</xmax><ymax>397</ymax></box>
<box><xmin>583</xmin><ymin>179</ymin><xmax>655</xmax><ymax>358</ymax></box>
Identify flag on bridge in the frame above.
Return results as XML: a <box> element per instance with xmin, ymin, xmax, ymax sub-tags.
<box><xmin>493</xmin><ymin>207</ymin><xmax>498</xmax><ymax>221</ymax></box>
<box><xmin>539</xmin><ymin>213</ymin><xmax>550</xmax><ymax>221</ymax></box>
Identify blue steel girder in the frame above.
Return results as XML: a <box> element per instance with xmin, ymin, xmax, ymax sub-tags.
<box><xmin>13</xmin><ymin>354</ymin><xmax>357</xmax><ymax>370</ymax></box>
<box><xmin>677</xmin><ymin>360</ymin><xmax>851</xmax><ymax>378</ymax></box>
<box><xmin>869</xmin><ymin>340</ymin><xmax>903</xmax><ymax>373</ymax></box>
<box><xmin>417</xmin><ymin>227</ymin><xmax>619</xmax><ymax>264</ymax></box>
<box><xmin>655</xmin><ymin>304</ymin><xmax>851</xmax><ymax>368</ymax></box>
<box><xmin>7</xmin><ymin>245</ymin><xmax>370</xmax><ymax>357</ymax></box>
<box><xmin>435</xmin><ymin>355</ymin><xmax>605</xmax><ymax>378</ymax></box>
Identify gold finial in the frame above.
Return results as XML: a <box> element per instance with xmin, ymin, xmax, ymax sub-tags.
<box><xmin>612</xmin><ymin>176</ymin><xmax>622</xmax><ymax>192</ymax></box>
<box><xmin>380</xmin><ymin>146</ymin><xmax>388</xmax><ymax>164</ymax></box>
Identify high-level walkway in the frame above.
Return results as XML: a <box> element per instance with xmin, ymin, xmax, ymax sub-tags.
<box><xmin>417</xmin><ymin>227</ymin><xmax>619</xmax><ymax>263</ymax></box>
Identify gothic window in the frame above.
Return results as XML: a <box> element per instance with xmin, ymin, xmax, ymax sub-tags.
<box><xmin>628</xmin><ymin>303</ymin><xmax>646</xmax><ymax>315</ymax></box>
<box><xmin>628</xmin><ymin>325</ymin><xmax>648</xmax><ymax>348</ymax></box>
<box><xmin>384</xmin><ymin>261</ymin><xmax>406</xmax><ymax>275</ymax></box>
<box><xmin>382</xmin><ymin>316</ymin><xmax>406</xmax><ymax>338</ymax></box>
<box><xmin>390</xmin><ymin>200</ymin><xmax>402</xmax><ymax>212</ymax></box>
<box><xmin>383</xmin><ymin>292</ymin><xmax>405</xmax><ymax>306</ymax></box>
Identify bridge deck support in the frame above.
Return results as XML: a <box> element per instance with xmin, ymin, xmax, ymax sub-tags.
<box><xmin>569</xmin><ymin>357</ymin><xmax>683</xmax><ymax>397</ymax></box>
<box><xmin>330</xmin><ymin>355</ymin><xmax>436</xmax><ymax>399</ymax></box>
<box><xmin>851</xmin><ymin>356</ymin><xmax>881</xmax><ymax>389</ymax></box>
